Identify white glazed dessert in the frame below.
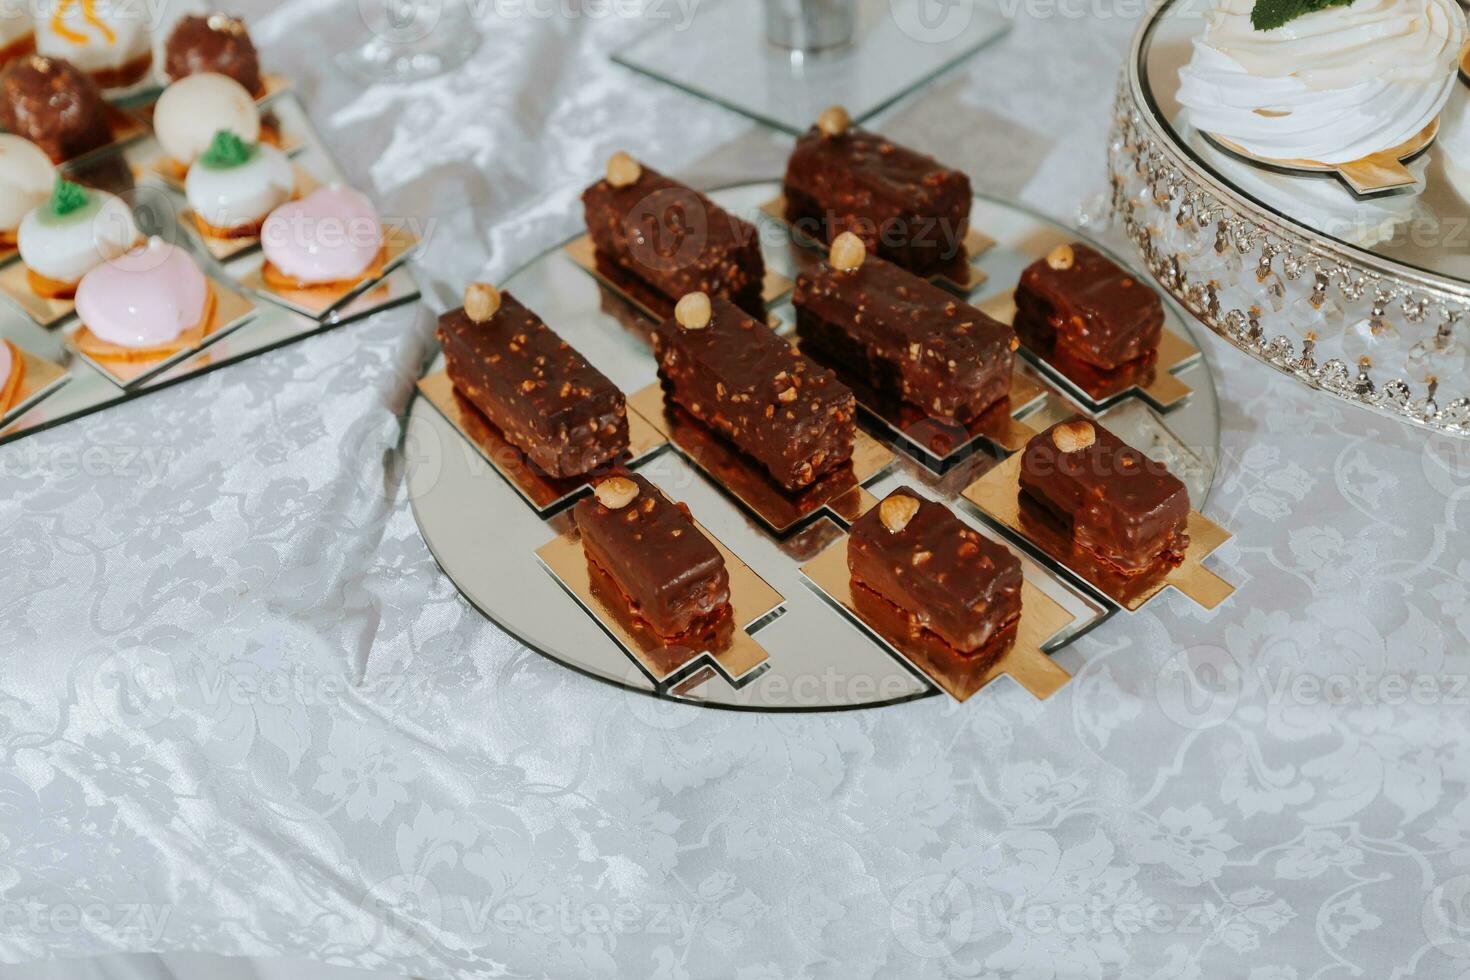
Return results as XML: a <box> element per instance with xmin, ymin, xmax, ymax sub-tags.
<box><xmin>0</xmin><ymin>135</ymin><xmax>56</xmax><ymax>243</ymax></box>
<box><xmin>185</xmin><ymin>131</ymin><xmax>295</xmax><ymax>236</ymax></box>
<box><xmin>153</xmin><ymin>73</ymin><xmax>261</xmax><ymax>166</ymax></box>
<box><xmin>0</xmin><ymin>5</ymin><xmax>34</xmax><ymax>62</ymax></box>
<box><xmin>34</xmin><ymin>0</ymin><xmax>152</xmax><ymax>90</ymax></box>
<box><xmin>17</xmin><ymin>179</ymin><xmax>139</xmax><ymax>295</ymax></box>
<box><xmin>1178</xmin><ymin>0</ymin><xmax>1465</xmax><ymax>165</ymax></box>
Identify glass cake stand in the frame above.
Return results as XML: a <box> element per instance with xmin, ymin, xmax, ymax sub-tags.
<box><xmin>1111</xmin><ymin>0</ymin><xmax>1470</xmax><ymax>439</ymax></box>
<box><xmin>612</xmin><ymin>0</ymin><xmax>1010</xmax><ymax>135</ymax></box>
<box><xmin>403</xmin><ymin>180</ymin><xmax>1222</xmax><ymax>713</ymax></box>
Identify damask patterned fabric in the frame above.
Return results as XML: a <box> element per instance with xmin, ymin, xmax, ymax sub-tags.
<box><xmin>3</xmin><ymin>1</ymin><xmax>1470</xmax><ymax>978</ymax></box>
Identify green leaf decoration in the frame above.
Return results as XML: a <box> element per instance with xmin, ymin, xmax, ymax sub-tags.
<box><xmin>1251</xmin><ymin>0</ymin><xmax>1355</xmax><ymax>31</ymax></box>
<box><xmin>49</xmin><ymin>177</ymin><xmax>89</xmax><ymax>217</ymax></box>
<box><xmin>200</xmin><ymin>130</ymin><xmax>253</xmax><ymax>169</ymax></box>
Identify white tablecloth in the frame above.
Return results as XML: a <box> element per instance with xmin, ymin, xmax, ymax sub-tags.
<box><xmin>5</xmin><ymin>1</ymin><xmax>1470</xmax><ymax>977</ymax></box>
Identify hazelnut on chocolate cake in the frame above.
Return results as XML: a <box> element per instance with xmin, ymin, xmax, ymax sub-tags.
<box><xmin>164</xmin><ymin>13</ymin><xmax>263</xmax><ymax>97</ymax></box>
<box><xmin>653</xmin><ymin>292</ymin><xmax>856</xmax><ymax>493</ymax></box>
<box><xmin>1019</xmin><ymin>418</ymin><xmax>1190</xmax><ymax>576</ymax></box>
<box><xmin>1015</xmin><ymin>243</ymin><xmax>1164</xmax><ymax>371</ymax></box>
<box><xmin>794</xmin><ymin>231</ymin><xmax>1016</xmax><ymax>422</ymax></box>
<box><xmin>437</xmin><ymin>283</ymin><xmax>629</xmax><ymax>478</ymax></box>
<box><xmin>573</xmin><ymin>473</ymin><xmax>731</xmax><ymax>638</ymax></box>
<box><xmin>849</xmin><ymin>489</ymin><xmax>1023</xmax><ymax>653</ymax></box>
<box><xmin>782</xmin><ymin>105</ymin><xmax>972</xmax><ymax>276</ymax></box>
<box><xmin>0</xmin><ymin>56</ymin><xmax>110</xmax><ymax>164</ymax></box>
<box><xmin>582</xmin><ymin>152</ymin><xmax>766</xmax><ymax>317</ymax></box>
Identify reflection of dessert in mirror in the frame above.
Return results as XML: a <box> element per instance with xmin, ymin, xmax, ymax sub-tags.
<box><xmin>849</xmin><ymin>488</ymin><xmax>1022</xmax><ymax>653</ymax></box>
<box><xmin>35</xmin><ymin>0</ymin><xmax>152</xmax><ymax>90</ymax></box>
<box><xmin>260</xmin><ymin>186</ymin><xmax>384</xmax><ymax>293</ymax></box>
<box><xmin>72</xmin><ymin>238</ymin><xmax>218</xmax><ymax>363</ymax></box>
<box><xmin>582</xmin><ymin>152</ymin><xmax>767</xmax><ymax>317</ymax></box>
<box><xmin>783</xmin><ymin>105</ymin><xmax>971</xmax><ymax>276</ymax></box>
<box><xmin>1015</xmin><ymin>243</ymin><xmax>1163</xmax><ymax>371</ymax></box>
<box><xmin>437</xmin><ymin>282</ymin><xmax>630</xmax><ymax>478</ymax></box>
<box><xmin>1019</xmin><ymin>418</ymin><xmax>1190</xmax><ymax>577</ymax></box>
<box><xmin>573</xmin><ymin>474</ymin><xmax>732</xmax><ymax>638</ymax></box>
<box><xmin>17</xmin><ymin>178</ymin><xmax>138</xmax><ymax>298</ymax></box>
<box><xmin>0</xmin><ymin>55</ymin><xmax>110</xmax><ymax>163</ymax></box>
<box><xmin>0</xmin><ymin>339</ymin><xmax>26</xmax><ymax>414</ymax></box>
<box><xmin>154</xmin><ymin>72</ymin><xmax>260</xmax><ymax>172</ymax></box>
<box><xmin>794</xmin><ymin>231</ymin><xmax>1016</xmax><ymax>422</ymax></box>
<box><xmin>185</xmin><ymin>130</ymin><xmax>294</xmax><ymax>239</ymax></box>
<box><xmin>653</xmin><ymin>291</ymin><xmax>856</xmax><ymax>492</ymax></box>
<box><xmin>163</xmin><ymin>13</ymin><xmax>262</xmax><ymax>97</ymax></box>
<box><xmin>1176</xmin><ymin>0</ymin><xmax>1463</xmax><ymax>167</ymax></box>
<box><xmin>0</xmin><ymin>134</ymin><xmax>55</xmax><ymax>248</ymax></box>
<box><xmin>0</xmin><ymin>5</ymin><xmax>34</xmax><ymax>66</ymax></box>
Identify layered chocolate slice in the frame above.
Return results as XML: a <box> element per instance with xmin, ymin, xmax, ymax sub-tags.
<box><xmin>782</xmin><ymin>106</ymin><xmax>972</xmax><ymax>276</ymax></box>
<box><xmin>582</xmin><ymin>153</ymin><xmax>766</xmax><ymax>316</ymax></box>
<box><xmin>1019</xmin><ymin>418</ymin><xmax>1189</xmax><ymax>575</ymax></box>
<box><xmin>653</xmin><ymin>292</ymin><xmax>856</xmax><ymax>492</ymax></box>
<box><xmin>1014</xmin><ymin>243</ymin><xmax>1164</xmax><ymax>371</ymax></box>
<box><xmin>574</xmin><ymin>473</ymin><xmax>731</xmax><ymax>637</ymax></box>
<box><xmin>794</xmin><ymin>232</ymin><xmax>1016</xmax><ymax>422</ymax></box>
<box><xmin>437</xmin><ymin>284</ymin><xmax>628</xmax><ymax>478</ymax></box>
<box><xmin>848</xmin><ymin>489</ymin><xmax>1022</xmax><ymax>653</ymax></box>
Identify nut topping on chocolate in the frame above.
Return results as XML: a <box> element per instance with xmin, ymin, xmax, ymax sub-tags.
<box><xmin>1046</xmin><ymin>244</ymin><xmax>1075</xmax><ymax>271</ymax></box>
<box><xmin>594</xmin><ymin>476</ymin><xmax>639</xmax><ymax>510</ymax></box>
<box><xmin>880</xmin><ymin>494</ymin><xmax>920</xmax><ymax>534</ymax></box>
<box><xmin>1052</xmin><ymin>420</ymin><xmax>1096</xmax><ymax>453</ymax></box>
<box><xmin>463</xmin><ymin>282</ymin><xmax>501</xmax><ymax>322</ymax></box>
<box><xmin>675</xmin><ymin>291</ymin><xmax>712</xmax><ymax>330</ymax></box>
<box><xmin>816</xmin><ymin>105</ymin><xmax>850</xmax><ymax>138</ymax></box>
<box><xmin>829</xmin><ymin>232</ymin><xmax>866</xmax><ymax>273</ymax></box>
<box><xmin>606</xmin><ymin>151</ymin><xmax>641</xmax><ymax>188</ymax></box>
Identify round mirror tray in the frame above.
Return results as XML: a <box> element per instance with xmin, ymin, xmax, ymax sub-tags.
<box><xmin>405</xmin><ymin>181</ymin><xmax>1224</xmax><ymax>712</ymax></box>
<box><xmin>1113</xmin><ymin>0</ymin><xmax>1470</xmax><ymax>437</ymax></box>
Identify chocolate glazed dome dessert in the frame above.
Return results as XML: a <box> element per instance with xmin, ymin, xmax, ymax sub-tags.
<box><xmin>0</xmin><ymin>56</ymin><xmax>109</xmax><ymax>164</ymax></box>
<box><xmin>164</xmin><ymin>14</ymin><xmax>263</xmax><ymax>97</ymax></box>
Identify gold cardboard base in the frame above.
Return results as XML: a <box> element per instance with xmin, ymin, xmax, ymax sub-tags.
<box><xmin>1</xmin><ymin>347</ymin><xmax>68</xmax><ymax>429</ymax></box>
<box><xmin>979</xmin><ymin>289</ymin><xmax>1198</xmax><ymax>411</ymax></box>
<box><xmin>69</xmin><ymin>281</ymin><xmax>258</xmax><ymax>388</ymax></box>
<box><xmin>961</xmin><ymin>453</ymin><xmax>1235</xmax><ymax>612</ymax></box>
<box><xmin>237</xmin><ymin>226</ymin><xmax>418</xmax><ymax>319</ymax></box>
<box><xmin>800</xmin><ymin>538</ymin><xmax>1072</xmax><ymax>701</ymax></box>
<box><xmin>759</xmin><ymin>194</ymin><xmax>994</xmax><ymax>292</ymax></box>
<box><xmin>630</xmin><ymin>383</ymin><xmax>893</xmax><ymax>535</ymax></box>
<box><xmin>417</xmin><ymin>370</ymin><xmax>668</xmax><ymax>515</ymax></box>
<box><xmin>1205</xmin><ymin>119</ymin><xmax>1438</xmax><ymax>197</ymax></box>
<box><xmin>537</xmin><ymin>516</ymin><xmax>783</xmax><ymax>685</ymax></box>
<box><xmin>0</xmin><ymin>260</ymin><xmax>78</xmax><ymax>328</ymax></box>
<box><xmin>563</xmin><ymin>234</ymin><xmax>793</xmax><ymax>323</ymax></box>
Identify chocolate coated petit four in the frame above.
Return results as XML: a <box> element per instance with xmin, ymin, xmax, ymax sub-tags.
<box><xmin>164</xmin><ymin>13</ymin><xmax>262</xmax><ymax>96</ymax></box>
<box><xmin>794</xmin><ymin>232</ymin><xmax>1016</xmax><ymax>422</ymax></box>
<box><xmin>653</xmin><ymin>293</ymin><xmax>856</xmax><ymax>492</ymax></box>
<box><xmin>438</xmin><ymin>283</ymin><xmax>629</xmax><ymax>478</ymax></box>
<box><xmin>1014</xmin><ymin>243</ymin><xmax>1164</xmax><ymax>371</ymax></box>
<box><xmin>0</xmin><ymin>55</ymin><xmax>110</xmax><ymax>164</ymax></box>
<box><xmin>573</xmin><ymin>473</ymin><xmax>731</xmax><ymax>637</ymax></box>
<box><xmin>1019</xmin><ymin>417</ymin><xmax>1189</xmax><ymax>575</ymax></box>
<box><xmin>849</xmin><ymin>489</ymin><xmax>1023</xmax><ymax>653</ymax></box>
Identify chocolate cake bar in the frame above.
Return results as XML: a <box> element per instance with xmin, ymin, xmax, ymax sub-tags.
<box><xmin>437</xmin><ymin>286</ymin><xmax>628</xmax><ymax>478</ymax></box>
<box><xmin>1019</xmin><ymin>418</ymin><xmax>1189</xmax><ymax>575</ymax></box>
<box><xmin>573</xmin><ymin>473</ymin><xmax>731</xmax><ymax>637</ymax></box>
<box><xmin>848</xmin><ymin>489</ymin><xmax>1022</xmax><ymax>652</ymax></box>
<box><xmin>1014</xmin><ymin>243</ymin><xmax>1164</xmax><ymax>370</ymax></box>
<box><xmin>782</xmin><ymin>118</ymin><xmax>972</xmax><ymax>275</ymax></box>
<box><xmin>652</xmin><ymin>294</ymin><xmax>856</xmax><ymax>492</ymax></box>
<box><xmin>794</xmin><ymin>247</ymin><xmax>1016</xmax><ymax>421</ymax></box>
<box><xmin>582</xmin><ymin>159</ymin><xmax>766</xmax><ymax>316</ymax></box>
